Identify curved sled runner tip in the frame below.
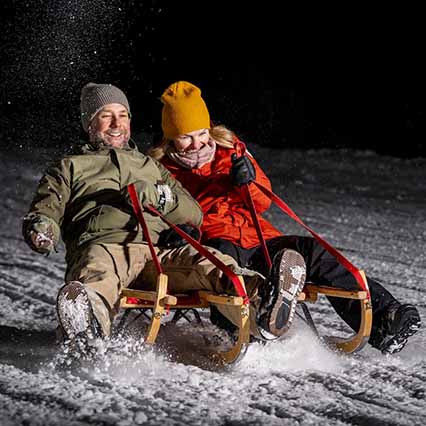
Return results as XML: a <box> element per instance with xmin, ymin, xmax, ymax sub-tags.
<box><xmin>198</xmin><ymin>290</ymin><xmax>250</xmax><ymax>365</ymax></box>
<box><xmin>301</xmin><ymin>270</ymin><xmax>373</xmax><ymax>354</ymax></box>
<box><xmin>324</xmin><ymin>298</ymin><xmax>372</xmax><ymax>353</ymax></box>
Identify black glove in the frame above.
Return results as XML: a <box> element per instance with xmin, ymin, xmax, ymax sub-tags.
<box><xmin>157</xmin><ymin>224</ymin><xmax>201</xmax><ymax>248</ymax></box>
<box><xmin>230</xmin><ymin>153</ymin><xmax>256</xmax><ymax>186</ymax></box>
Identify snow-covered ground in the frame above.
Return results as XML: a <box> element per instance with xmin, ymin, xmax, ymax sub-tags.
<box><xmin>1</xmin><ymin>144</ymin><xmax>425</xmax><ymax>426</ymax></box>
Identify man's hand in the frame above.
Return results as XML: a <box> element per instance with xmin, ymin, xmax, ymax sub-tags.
<box><xmin>28</xmin><ymin>222</ymin><xmax>55</xmax><ymax>254</ymax></box>
<box><xmin>157</xmin><ymin>224</ymin><xmax>201</xmax><ymax>248</ymax></box>
<box><xmin>230</xmin><ymin>154</ymin><xmax>256</xmax><ymax>186</ymax></box>
<box><xmin>125</xmin><ymin>181</ymin><xmax>176</xmax><ymax>213</ymax></box>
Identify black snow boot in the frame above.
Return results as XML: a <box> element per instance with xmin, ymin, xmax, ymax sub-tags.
<box><xmin>370</xmin><ymin>303</ymin><xmax>421</xmax><ymax>354</ymax></box>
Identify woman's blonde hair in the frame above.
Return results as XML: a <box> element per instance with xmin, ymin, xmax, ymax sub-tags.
<box><xmin>148</xmin><ymin>124</ymin><xmax>235</xmax><ymax>160</ymax></box>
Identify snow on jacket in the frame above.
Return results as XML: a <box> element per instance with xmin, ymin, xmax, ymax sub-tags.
<box><xmin>23</xmin><ymin>141</ymin><xmax>202</xmax><ymax>259</ymax></box>
<box><xmin>160</xmin><ymin>143</ymin><xmax>282</xmax><ymax>249</ymax></box>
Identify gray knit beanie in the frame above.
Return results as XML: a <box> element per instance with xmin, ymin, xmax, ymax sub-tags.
<box><xmin>80</xmin><ymin>83</ymin><xmax>131</xmax><ymax>132</ymax></box>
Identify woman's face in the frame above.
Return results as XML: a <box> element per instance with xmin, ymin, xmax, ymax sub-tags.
<box><xmin>173</xmin><ymin>128</ymin><xmax>210</xmax><ymax>153</ymax></box>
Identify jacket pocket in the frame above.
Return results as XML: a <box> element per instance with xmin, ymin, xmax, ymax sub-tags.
<box><xmin>87</xmin><ymin>205</ymin><xmax>136</xmax><ymax>232</ymax></box>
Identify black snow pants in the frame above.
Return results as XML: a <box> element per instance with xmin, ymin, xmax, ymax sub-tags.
<box><xmin>206</xmin><ymin>236</ymin><xmax>398</xmax><ymax>344</ymax></box>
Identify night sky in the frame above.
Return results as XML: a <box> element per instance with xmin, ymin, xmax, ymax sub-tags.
<box><xmin>1</xmin><ymin>1</ymin><xmax>425</xmax><ymax>157</ymax></box>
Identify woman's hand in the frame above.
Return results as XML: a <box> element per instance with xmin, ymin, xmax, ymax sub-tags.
<box><xmin>230</xmin><ymin>154</ymin><xmax>256</xmax><ymax>186</ymax></box>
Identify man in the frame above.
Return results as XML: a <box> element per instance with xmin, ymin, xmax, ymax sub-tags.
<box><xmin>22</xmin><ymin>83</ymin><xmax>306</xmax><ymax>353</ymax></box>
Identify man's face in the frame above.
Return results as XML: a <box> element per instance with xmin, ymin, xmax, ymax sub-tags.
<box><xmin>89</xmin><ymin>103</ymin><xmax>131</xmax><ymax>148</ymax></box>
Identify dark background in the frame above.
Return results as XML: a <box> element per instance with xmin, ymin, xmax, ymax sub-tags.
<box><xmin>1</xmin><ymin>0</ymin><xmax>425</xmax><ymax>157</ymax></box>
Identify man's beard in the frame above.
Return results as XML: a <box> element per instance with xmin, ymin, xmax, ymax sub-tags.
<box><xmin>90</xmin><ymin>131</ymin><xmax>130</xmax><ymax>149</ymax></box>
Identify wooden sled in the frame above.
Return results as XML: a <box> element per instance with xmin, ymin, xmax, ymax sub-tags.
<box><xmin>118</xmin><ymin>270</ymin><xmax>372</xmax><ymax>365</ymax></box>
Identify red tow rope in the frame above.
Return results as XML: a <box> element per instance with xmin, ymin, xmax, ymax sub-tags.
<box><xmin>127</xmin><ymin>183</ymin><xmax>163</xmax><ymax>274</ymax></box>
<box><xmin>252</xmin><ymin>181</ymin><xmax>370</xmax><ymax>297</ymax></box>
<box><xmin>127</xmin><ymin>184</ymin><xmax>250</xmax><ymax>305</ymax></box>
<box><xmin>234</xmin><ymin>141</ymin><xmax>370</xmax><ymax>298</ymax></box>
<box><xmin>242</xmin><ymin>185</ymin><xmax>272</xmax><ymax>270</ymax></box>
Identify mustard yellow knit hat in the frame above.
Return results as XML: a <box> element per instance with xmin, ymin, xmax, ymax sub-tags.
<box><xmin>160</xmin><ymin>81</ymin><xmax>210</xmax><ymax>139</ymax></box>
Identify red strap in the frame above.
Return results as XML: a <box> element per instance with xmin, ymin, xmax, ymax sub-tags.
<box><xmin>233</xmin><ymin>139</ymin><xmax>368</xmax><ymax>297</ymax></box>
<box><xmin>252</xmin><ymin>181</ymin><xmax>370</xmax><ymax>297</ymax></box>
<box><xmin>233</xmin><ymin>140</ymin><xmax>273</xmax><ymax>270</ymax></box>
<box><xmin>144</xmin><ymin>205</ymin><xmax>250</xmax><ymax>304</ymax></box>
<box><xmin>127</xmin><ymin>184</ymin><xmax>163</xmax><ymax>274</ymax></box>
<box><xmin>241</xmin><ymin>185</ymin><xmax>272</xmax><ymax>270</ymax></box>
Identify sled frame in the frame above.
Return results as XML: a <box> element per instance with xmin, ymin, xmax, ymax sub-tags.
<box><xmin>119</xmin><ymin>273</ymin><xmax>250</xmax><ymax>365</ymax></box>
<box><xmin>119</xmin><ymin>270</ymin><xmax>372</xmax><ymax>364</ymax></box>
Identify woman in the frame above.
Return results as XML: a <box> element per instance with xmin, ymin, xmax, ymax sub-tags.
<box><xmin>149</xmin><ymin>81</ymin><xmax>421</xmax><ymax>354</ymax></box>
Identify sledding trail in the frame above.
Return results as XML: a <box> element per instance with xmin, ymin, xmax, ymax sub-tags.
<box><xmin>0</xmin><ymin>146</ymin><xmax>425</xmax><ymax>426</ymax></box>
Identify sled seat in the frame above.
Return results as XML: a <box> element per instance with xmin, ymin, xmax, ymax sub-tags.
<box><xmin>119</xmin><ymin>273</ymin><xmax>250</xmax><ymax>365</ymax></box>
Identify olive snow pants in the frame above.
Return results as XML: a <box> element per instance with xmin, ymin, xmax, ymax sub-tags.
<box><xmin>65</xmin><ymin>243</ymin><xmax>263</xmax><ymax>336</ymax></box>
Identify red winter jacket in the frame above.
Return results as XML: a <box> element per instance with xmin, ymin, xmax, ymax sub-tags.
<box><xmin>160</xmin><ymin>144</ymin><xmax>282</xmax><ymax>249</ymax></box>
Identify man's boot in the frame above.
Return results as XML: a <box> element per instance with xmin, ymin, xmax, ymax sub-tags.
<box><xmin>56</xmin><ymin>281</ymin><xmax>103</xmax><ymax>356</ymax></box>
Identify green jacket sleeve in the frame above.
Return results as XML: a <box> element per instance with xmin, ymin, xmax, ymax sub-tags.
<box><xmin>22</xmin><ymin>159</ymin><xmax>72</xmax><ymax>248</ymax></box>
<box><xmin>156</xmin><ymin>160</ymin><xmax>203</xmax><ymax>227</ymax></box>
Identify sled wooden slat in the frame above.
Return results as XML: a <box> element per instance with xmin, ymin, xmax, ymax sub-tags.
<box><xmin>160</xmin><ymin>299</ymin><xmax>209</xmax><ymax>309</ymax></box>
<box><xmin>198</xmin><ymin>291</ymin><xmax>245</xmax><ymax>306</ymax></box>
<box><xmin>120</xmin><ymin>289</ymin><xmax>177</xmax><ymax>307</ymax></box>
<box><xmin>120</xmin><ymin>291</ymin><xmax>209</xmax><ymax>309</ymax></box>
<box><xmin>301</xmin><ymin>285</ymin><xmax>368</xmax><ymax>302</ymax></box>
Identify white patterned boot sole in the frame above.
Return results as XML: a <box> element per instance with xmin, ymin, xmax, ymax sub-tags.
<box><xmin>259</xmin><ymin>249</ymin><xmax>306</xmax><ymax>339</ymax></box>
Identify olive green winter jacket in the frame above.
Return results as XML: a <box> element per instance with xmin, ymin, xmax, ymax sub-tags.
<box><xmin>23</xmin><ymin>141</ymin><xmax>203</xmax><ymax>259</ymax></box>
